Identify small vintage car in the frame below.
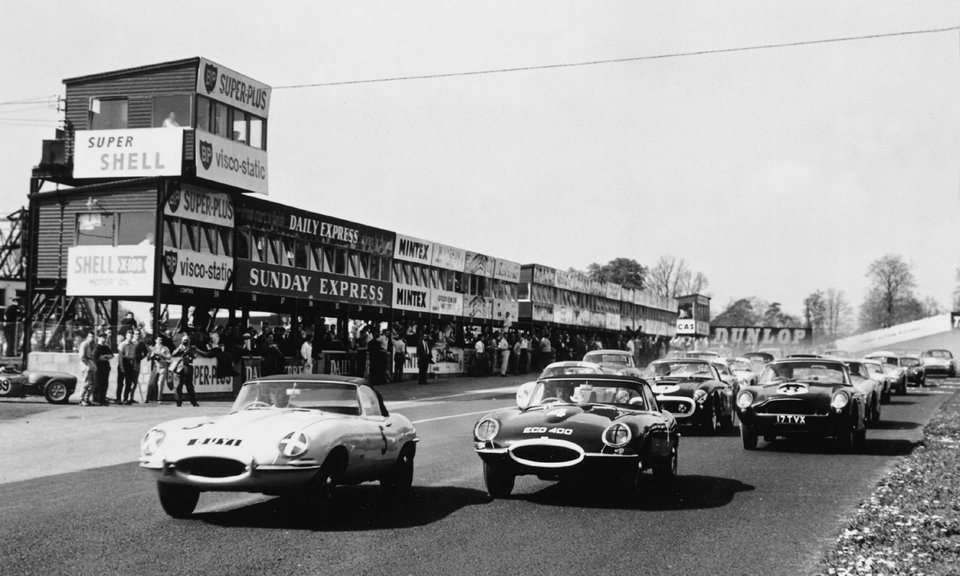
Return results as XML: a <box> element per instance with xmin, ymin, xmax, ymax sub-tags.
<box><xmin>582</xmin><ymin>349</ymin><xmax>643</xmax><ymax>377</ymax></box>
<box><xmin>0</xmin><ymin>365</ymin><xmax>76</xmax><ymax>404</ymax></box>
<box><xmin>140</xmin><ymin>374</ymin><xmax>418</xmax><ymax>518</ymax></box>
<box><xmin>920</xmin><ymin>349</ymin><xmax>956</xmax><ymax>378</ymax></box>
<box><xmin>644</xmin><ymin>358</ymin><xmax>735</xmax><ymax>434</ymax></box>
<box><xmin>736</xmin><ymin>358</ymin><xmax>867</xmax><ymax>451</ymax></box>
<box><xmin>724</xmin><ymin>356</ymin><xmax>759</xmax><ymax>388</ymax></box>
<box><xmin>864</xmin><ymin>352</ymin><xmax>908</xmax><ymax>395</ymax></box>
<box><xmin>900</xmin><ymin>355</ymin><xmax>926</xmax><ymax>387</ymax></box>
<box><xmin>861</xmin><ymin>358</ymin><xmax>893</xmax><ymax>404</ymax></box>
<box><xmin>837</xmin><ymin>358</ymin><xmax>882</xmax><ymax>426</ymax></box>
<box><xmin>473</xmin><ymin>373</ymin><xmax>678</xmax><ymax>499</ymax></box>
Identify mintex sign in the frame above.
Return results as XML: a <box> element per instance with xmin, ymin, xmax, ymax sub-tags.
<box><xmin>66</xmin><ymin>245</ymin><xmax>155</xmax><ymax>296</ymax></box>
<box><xmin>195</xmin><ymin>132</ymin><xmax>268</xmax><ymax>195</ymax></box>
<box><xmin>74</xmin><ymin>128</ymin><xmax>184</xmax><ymax>178</ymax></box>
<box><xmin>196</xmin><ymin>58</ymin><xmax>271</xmax><ymax>118</ymax></box>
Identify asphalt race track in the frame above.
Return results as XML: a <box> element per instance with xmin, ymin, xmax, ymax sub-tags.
<box><xmin>0</xmin><ymin>375</ymin><xmax>955</xmax><ymax>576</ymax></box>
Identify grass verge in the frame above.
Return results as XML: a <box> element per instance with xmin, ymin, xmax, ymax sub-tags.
<box><xmin>817</xmin><ymin>387</ymin><xmax>960</xmax><ymax>575</ymax></box>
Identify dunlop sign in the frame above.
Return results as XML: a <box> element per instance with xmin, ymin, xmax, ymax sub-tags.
<box><xmin>710</xmin><ymin>326</ymin><xmax>812</xmax><ymax>347</ymax></box>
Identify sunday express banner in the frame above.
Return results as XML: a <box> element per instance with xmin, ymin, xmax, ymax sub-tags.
<box><xmin>236</xmin><ymin>260</ymin><xmax>391</xmax><ymax>307</ymax></box>
<box><xmin>66</xmin><ymin>245</ymin><xmax>155</xmax><ymax>297</ymax></box>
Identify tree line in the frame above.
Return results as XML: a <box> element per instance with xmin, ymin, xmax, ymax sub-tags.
<box><xmin>584</xmin><ymin>254</ymin><xmax>946</xmax><ymax>341</ymax></box>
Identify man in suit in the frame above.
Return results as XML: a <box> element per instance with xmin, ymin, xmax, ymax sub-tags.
<box><xmin>416</xmin><ymin>329</ymin><xmax>432</xmax><ymax>385</ymax></box>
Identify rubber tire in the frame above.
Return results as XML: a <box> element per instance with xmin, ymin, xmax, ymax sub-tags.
<box><xmin>157</xmin><ymin>483</ymin><xmax>199</xmax><ymax>518</ymax></box>
<box><xmin>381</xmin><ymin>448</ymin><xmax>414</xmax><ymax>498</ymax></box>
<box><xmin>702</xmin><ymin>403</ymin><xmax>719</xmax><ymax>435</ymax></box>
<box><xmin>741</xmin><ymin>422</ymin><xmax>758</xmax><ymax>450</ymax></box>
<box><xmin>483</xmin><ymin>461</ymin><xmax>515</xmax><ymax>498</ymax></box>
<box><xmin>44</xmin><ymin>380</ymin><xmax>71</xmax><ymax>404</ymax></box>
<box><xmin>652</xmin><ymin>444</ymin><xmax>677</xmax><ymax>482</ymax></box>
<box><xmin>871</xmin><ymin>398</ymin><xmax>881</xmax><ymax>426</ymax></box>
<box><xmin>305</xmin><ymin>466</ymin><xmax>336</xmax><ymax>517</ymax></box>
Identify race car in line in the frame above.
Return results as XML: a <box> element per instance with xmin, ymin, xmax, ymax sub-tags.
<box><xmin>861</xmin><ymin>358</ymin><xmax>893</xmax><ymax>404</ymax></box>
<box><xmin>0</xmin><ymin>365</ymin><xmax>76</xmax><ymax>404</ymax></box>
<box><xmin>836</xmin><ymin>358</ymin><xmax>882</xmax><ymax>426</ymax></box>
<box><xmin>736</xmin><ymin>358</ymin><xmax>867</xmax><ymax>451</ymax></box>
<box><xmin>473</xmin><ymin>373</ymin><xmax>678</xmax><ymax>499</ymax></box>
<box><xmin>582</xmin><ymin>349</ymin><xmax>644</xmax><ymax>377</ymax></box>
<box><xmin>863</xmin><ymin>351</ymin><xmax>908</xmax><ymax>395</ymax></box>
<box><xmin>140</xmin><ymin>374</ymin><xmax>418</xmax><ymax>519</ymax></box>
<box><xmin>643</xmin><ymin>358</ymin><xmax>735</xmax><ymax>434</ymax></box>
<box><xmin>920</xmin><ymin>349</ymin><xmax>956</xmax><ymax>378</ymax></box>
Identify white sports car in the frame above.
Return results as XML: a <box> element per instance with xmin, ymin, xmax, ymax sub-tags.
<box><xmin>139</xmin><ymin>374</ymin><xmax>418</xmax><ymax>519</ymax></box>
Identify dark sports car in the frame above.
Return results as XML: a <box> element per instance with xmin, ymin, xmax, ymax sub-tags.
<box><xmin>473</xmin><ymin>373</ymin><xmax>678</xmax><ymax>499</ymax></box>
<box><xmin>736</xmin><ymin>358</ymin><xmax>867</xmax><ymax>451</ymax></box>
<box><xmin>644</xmin><ymin>358</ymin><xmax>735</xmax><ymax>434</ymax></box>
<box><xmin>0</xmin><ymin>366</ymin><xmax>77</xmax><ymax>404</ymax></box>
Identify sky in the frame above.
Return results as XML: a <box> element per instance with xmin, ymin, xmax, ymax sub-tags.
<box><xmin>2</xmin><ymin>1</ymin><xmax>960</xmax><ymax>321</ymax></box>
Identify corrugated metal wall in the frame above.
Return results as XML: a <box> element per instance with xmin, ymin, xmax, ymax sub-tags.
<box><xmin>34</xmin><ymin>186</ymin><xmax>159</xmax><ymax>279</ymax></box>
<box><xmin>64</xmin><ymin>64</ymin><xmax>197</xmax><ymax>130</ymax></box>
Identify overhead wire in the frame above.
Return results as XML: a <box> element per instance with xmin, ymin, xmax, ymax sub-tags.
<box><xmin>276</xmin><ymin>25</ymin><xmax>960</xmax><ymax>90</ymax></box>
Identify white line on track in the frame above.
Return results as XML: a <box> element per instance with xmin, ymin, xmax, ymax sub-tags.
<box><xmin>412</xmin><ymin>409</ymin><xmax>495</xmax><ymax>425</ymax></box>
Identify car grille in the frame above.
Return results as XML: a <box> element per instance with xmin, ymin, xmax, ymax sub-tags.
<box><xmin>758</xmin><ymin>399</ymin><xmax>822</xmax><ymax>416</ymax></box>
<box><xmin>660</xmin><ymin>399</ymin><xmax>695</xmax><ymax>416</ymax></box>
<box><xmin>509</xmin><ymin>439</ymin><xmax>584</xmax><ymax>468</ymax></box>
<box><xmin>175</xmin><ymin>457</ymin><xmax>247</xmax><ymax>478</ymax></box>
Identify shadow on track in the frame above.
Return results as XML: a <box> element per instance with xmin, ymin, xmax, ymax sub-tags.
<box><xmin>196</xmin><ymin>485</ymin><xmax>489</xmax><ymax>531</ymax></box>
<box><xmin>523</xmin><ymin>474</ymin><xmax>754</xmax><ymax>511</ymax></box>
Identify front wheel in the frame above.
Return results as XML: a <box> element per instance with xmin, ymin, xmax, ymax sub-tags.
<box><xmin>381</xmin><ymin>448</ymin><xmax>415</xmax><ymax>498</ymax></box>
<box><xmin>44</xmin><ymin>380</ymin><xmax>71</xmax><ymax>404</ymax></box>
<box><xmin>740</xmin><ymin>422</ymin><xmax>758</xmax><ymax>450</ymax></box>
<box><xmin>157</xmin><ymin>483</ymin><xmax>199</xmax><ymax>518</ymax></box>
<box><xmin>652</xmin><ymin>445</ymin><xmax>678</xmax><ymax>481</ymax></box>
<box><xmin>702</xmin><ymin>403</ymin><xmax>719</xmax><ymax>435</ymax></box>
<box><xmin>483</xmin><ymin>461</ymin><xmax>515</xmax><ymax>498</ymax></box>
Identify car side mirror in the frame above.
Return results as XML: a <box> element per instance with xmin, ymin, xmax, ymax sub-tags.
<box><xmin>516</xmin><ymin>381</ymin><xmax>537</xmax><ymax>410</ymax></box>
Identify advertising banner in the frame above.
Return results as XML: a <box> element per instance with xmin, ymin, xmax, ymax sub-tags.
<box><xmin>160</xmin><ymin>248</ymin><xmax>233</xmax><ymax>290</ymax></box>
<box><xmin>191</xmin><ymin>357</ymin><xmax>234</xmax><ymax>394</ymax></box>
<box><xmin>604</xmin><ymin>283</ymin><xmax>622</xmax><ymax>301</ymax></box>
<box><xmin>532</xmin><ymin>303</ymin><xmax>554</xmax><ymax>323</ymax></box>
<box><xmin>74</xmin><ymin>128</ymin><xmax>184</xmax><ymax>179</ymax></box>
<box><xmin>493</xmin><ymin>258</ymin><xmax>521</xmax><ymax>283</ymax></box>
<box><xmin>431</xmin><ymin>243</ymin><xmax>466</xmax><ymax>271</ymax></box>
<box><xmin>195</xmin><ymin>132</ymin><xmax>268</xmax><ymax>195</ymax></box>
<box><xmin>465</xmin><ymin>252</ymin><xmax>494</xmax><ymax>277</ymax></box>
<box><xmin>430</xmin><ymin>289</ymin><xmax>463</xmax><ymax>316</ymax></box>
<box><xmin>710</xmin><ymin>326</ymin><xmax>813</xmax><ymax>347</ymax></box>
<box><xmin>235</xmin><ymin>260</ymin><xmax>391</xmax><ymax>307</ymax></box>
<box><xmin>394</xmin><ymin>234</ymin><xmax>434</xmax><ymax>265</ymax></box>
<box><xmin>164</xmin><ymin>186</ymin><xmax>234</xmax><ymax>227</ymax></box>
<box><xmin>464</xmin><ymin>294</ymin><xmax>493</xmax><ymax>320</ymax></box>
<box><xmin>66</xmin><ymin>245</ymin><xmax>154</xmax><ymax>296</ymax></box>
<box><xmin>676</xmin><ymin>319</ymin><xmax>696</xmax><ymax>335</ymax></box>
<box><xmin>533</xmin><ymin>265</ymin><xmax>556</xmax><ymax>286</ymax></box>
<box><xmin>196</xmin><ymin>57</ymin><xmax>271</xmax><ymax>117</ymax></box>
<box><xmin>493</xmin><ymin>299</ymin><xmax>518</xmax><ymax>326</ymax></box>
<box><xmin>555</xmin><ymin>305</ymin><xmax>575</xmax><ymax>325</ymax></box>
<box><xmin>393</xmin><ymin>284</ymin><xmax>430</xmax><ymax>313</ymax></box>
<box><xmin>238</xmin><ymin>198</ymin><xmax>394</xmax><ymax>255</ymax></box>
<box><xmin>605</xmin><ymin>312</ymin><xmax>621</xmax><ymax>331</ymax></box>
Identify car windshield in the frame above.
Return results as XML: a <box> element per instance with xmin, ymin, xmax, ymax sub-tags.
<box><xmin>867</xmin><ymin>356</ymin><xmax>898</xmax><ymax>366</ymax></box>
<box><xmin>900</xmin><ymin>358</ymin><xmax>921</xmax><ymax>367</ymax></box>
<box><xmin>231</xmin><ymin>380</ymin><xmax>360</xmax><ymax>415</ymax></box>
<box><xmin>530</xmin><ymin>379</ymin><xmax>646</xmax><ymax>409</ymax></box>
<box><xmin>647</xmin><ymin>361</ymin><xmax>712</xmax><ymax>379</ymax></box>
<box><xmin>923</xmin><ymin>350</ymin><xmax>952</xmax><ymax>359</ymax></box>
<box><xmin>540</xmin><ymin>364</ymin><xmax>602</xmax><ymax>377</ymax></box>
<box><xmin>759</xmin><ymin>362</ymin><xmax>847</xmax><ymax>385</ymax></box>
<box><xmin>584</xmin><ymin>353</ymin><xmax>630</xmax><ymax>365</ymax></box>
<box><xmin>725</xmin><ymin>359</ymin><xmax>752</xmax><ymax>371</ymax></box>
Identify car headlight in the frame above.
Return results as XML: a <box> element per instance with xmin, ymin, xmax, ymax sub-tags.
<box><xmin>736</xmin><ymin>391</ymin><xmax>754</xmax><ymax>410</ymax></box>
<box><xmin>602</xmin><ymin>423</ymin><xmax>632</xmax><ymax>448</ymax></box>
<box><xmin>693</xmin><ymin>389</ymin><xmax>708</xmax><ymax>404</ymax></box>
<box><xmin>140</xmin><ymin>428</ymin><xmax>166</xmax><ymax>457</ymax></box>
<box><xmin>831</xmin><ymin>393</ymin><xmax>849</xmax><ymax>410</ymax></box>
<box><xmin>279</xmin><ymin>431</ymin><xmax>310</xmax><ymax>458</ymax></box>
<box><xmin>474</xmin><ymin>418</ymin><xmax>500</xmax><ymax>442</ymax></box>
